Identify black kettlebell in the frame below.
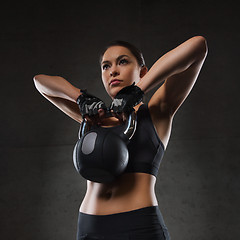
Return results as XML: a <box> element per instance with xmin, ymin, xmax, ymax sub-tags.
<box><xmin>73</xmin><ymin>111</ymin><xmax>137</xmax><ymax>183</ymax></box>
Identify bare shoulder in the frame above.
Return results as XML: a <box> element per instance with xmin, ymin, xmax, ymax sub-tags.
<box><xmin>147</xmin><ymin>98</ymin><xmax>174</xmax><ymax>150</ymax></box>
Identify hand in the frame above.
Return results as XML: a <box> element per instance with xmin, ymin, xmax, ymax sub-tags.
<box><xmin>110</xmin><ymin>82</ymin><xmax>144</xmax><ymax>115</ymax></box>
<box><xmin>77</xmin><ymin>89</ymin><xmax>107</xmax><ymax>124</ymax></box>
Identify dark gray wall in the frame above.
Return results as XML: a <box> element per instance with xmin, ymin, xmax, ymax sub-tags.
<box><xmin>1</xmin><ymin>0</ymin><xmax>239</xmax><ymax>239</ymax></box>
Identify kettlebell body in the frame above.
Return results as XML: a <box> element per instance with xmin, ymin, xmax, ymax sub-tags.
<box><xmin>73</xmin><ymin>127</ymin><xmax>129</xmax><ymax>183</ymax></box>
<box><xmin>73</xmin><ymin>112</ymin><xmax>137</xmax><ymax>183</ymax></box>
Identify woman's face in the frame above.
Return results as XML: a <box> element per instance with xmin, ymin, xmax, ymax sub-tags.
<box><xmin>101</xmin><ymin>46</ymin><xmax>142</xmax><ymax>98</ymax></box>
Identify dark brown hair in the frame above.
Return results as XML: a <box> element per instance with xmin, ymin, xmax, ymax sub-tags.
<box><xmin>99</xmin><ymin>40</ymin><xmax>146</xmax><ymax>67</ymax></box>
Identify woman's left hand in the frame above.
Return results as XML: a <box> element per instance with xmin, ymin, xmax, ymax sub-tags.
<box><xmin>110</xmin><ymin>82</ymin><xmax>144</xmax><ymax>115</ymax></box>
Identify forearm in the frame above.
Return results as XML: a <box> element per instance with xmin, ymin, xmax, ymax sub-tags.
<box><xmin>33</xmin><ymin>74</ymin><xmax>81</xmax><ymax>102</ymax></box>
<box><xmin>137</xmin><ymin>36</ymin><xmax>208</xmax><ymax>93</ymax></box>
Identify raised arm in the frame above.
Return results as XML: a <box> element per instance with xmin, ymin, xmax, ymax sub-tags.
<box><xmin>33</xmin><ymin>74</ymin><xmax>82</xmax><ymax>123</ymax></box>
<box><xmin>137</xmin><ymin>36</ymin><xmax>208</xmax><ymax>117</ymax></box>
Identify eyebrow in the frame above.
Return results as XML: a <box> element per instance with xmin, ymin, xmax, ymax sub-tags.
<box><xmin>101</xmin><ymin>55</ymin><xmax>129</xmax><ymax>65</ymax></box>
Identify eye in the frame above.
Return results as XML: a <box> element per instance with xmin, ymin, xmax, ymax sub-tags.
<box><xmin>119</xmin><ymin>59</ymin><xmax>128</xmax><ymax>65</ymax></box>
<box><xmin>102</xmin><ymin>64</ymin><xmax>110</xmax><ymax>70</ymax></box>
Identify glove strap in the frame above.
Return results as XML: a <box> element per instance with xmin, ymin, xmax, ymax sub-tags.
<box><xmin>76</xmin><ymin>89</ymin><xmax>88</xmax><ymax>105</ymax></box>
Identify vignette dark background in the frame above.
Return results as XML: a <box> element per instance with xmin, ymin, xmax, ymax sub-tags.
<box><xmin>0</xmin><ymin>0</ymin><xmax>239</xmax><ymax>239</ymax></box>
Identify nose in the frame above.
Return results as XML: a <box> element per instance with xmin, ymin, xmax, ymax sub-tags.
<box><xmin>110</xmin><ymin>71</ymin><xmax>119</xmax><ymax>77</ymax></box>
<box><xmin>110</xmin><ymin>66</ymin><xmax>119</xmax><ymax>77</ymax></box>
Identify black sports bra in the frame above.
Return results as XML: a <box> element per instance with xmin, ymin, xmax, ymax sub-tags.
<box><xmin>111</xmin><ymin>103</ymin><xmax>165</xmax><ymax>177</ymax></box>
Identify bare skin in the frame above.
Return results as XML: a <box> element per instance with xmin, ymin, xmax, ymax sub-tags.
<box><xmin>33</xmin><ymin>36</ymin><xmax>208</xmax><ymax>215</ymax></box>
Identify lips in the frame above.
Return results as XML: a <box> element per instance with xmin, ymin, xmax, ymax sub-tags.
<box><xmin>109</xmin><ymin>79</ymin><xmax>123</xmax><ymax>86</ymax></box>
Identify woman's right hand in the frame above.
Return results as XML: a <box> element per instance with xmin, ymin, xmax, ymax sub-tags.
<box><xmin>76</xmin><ymin>90</ymin><xmax>107</xmax><ymax>126</ymax></box>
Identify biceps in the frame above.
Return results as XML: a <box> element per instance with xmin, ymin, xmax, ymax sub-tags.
<box><xmin>150</xmin><ymin>58</ymin><xmax>205</xmax><ymax>116</ymax></box>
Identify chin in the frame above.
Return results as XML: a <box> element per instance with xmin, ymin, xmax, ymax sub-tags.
<box><xmin>107</xmin><ymin>89</ymin><xmax>117</xmax><ymax>99</ymax></box>
<box><xmin>109</xmin><ymin>86</ymin><xmax>123</xmax><ymax>98</ymax></box>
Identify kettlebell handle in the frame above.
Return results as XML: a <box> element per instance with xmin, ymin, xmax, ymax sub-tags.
<box><xmin>78</xmin><ymin>110</ymin><xmax>137</xmax><ymax>140</ymax></box>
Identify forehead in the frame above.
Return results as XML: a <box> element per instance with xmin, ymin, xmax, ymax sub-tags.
<box><xmin>102</xmin><ymin>46</ymin><xmax>135</xmax><ymax>62</ymax></box>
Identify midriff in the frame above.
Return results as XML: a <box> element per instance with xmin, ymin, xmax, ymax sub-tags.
<box><xmin>79</xmin><ymin>172</ymin><xmax>158</xmax><ymax>215</ymax></box>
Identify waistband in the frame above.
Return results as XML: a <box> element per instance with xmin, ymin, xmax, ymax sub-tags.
<box><xmin>78</xmin><ymin>205</ymin><xmax>167</xmax><ymax>235</ymax></box>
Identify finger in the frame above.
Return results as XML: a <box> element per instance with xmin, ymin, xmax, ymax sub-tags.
<box><xmin>119</xmin><ymin>113</ymin><xmax>126</xmax><ymax>122</ymax></box>
<box><xmin>113</xmin><ymin>112</ymin><xmax>123</xmax><ymax>122</ymax></box>
<box><xmin>112</xmin><ymin>106</ymin><xmax>121</xmax><ymax>114</ymax></box>
<box><xmin>109</xmin><ymin>109</ymin><xmax>116</xmax><ymax>118</ymax></box>
<box><xmin>98</xmin><ymin>109</ymin><xmax>105</xmax><ymax>118</ymax></box>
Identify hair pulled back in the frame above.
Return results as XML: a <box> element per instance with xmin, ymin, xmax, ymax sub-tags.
<box><xmin>99</xmin><ymin>40</ymin><xmax>146</xmax><ymax>67</ymax></box>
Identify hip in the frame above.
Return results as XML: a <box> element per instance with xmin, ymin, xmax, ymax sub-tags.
<box><xmin>76</xmin><ymin>205</ymin><xmax>170</xmax><ymax>240</ymax></box>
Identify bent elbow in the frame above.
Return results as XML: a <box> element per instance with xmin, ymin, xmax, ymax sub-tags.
<box><xmin>198</xmin><ymin>35</ymin><xmax>208</xmax><ymax>53</ymax></box>
<box><xmin>198</xmin><ymin>36</ymin><xmax>208</xmax><ymax>53</ymax></box>
<box><xmin>193</xmin><ymin>35</ymin><xmax>208</xmax><ymax>59</ymax></box>
<box><xmin>33</xmin><ymin>74</ymin><xmax>46</xmax><ymax>92</ymax></box>
<box><xmin>33</xmin><ymin>74</ymin><xmax>45</xmax><ymax>83</ymax></box>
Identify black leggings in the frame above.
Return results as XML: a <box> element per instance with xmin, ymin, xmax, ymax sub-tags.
<box><xmin>76</xmin><ymin>206</ymin><xmax>171</xmax><ymax>240</ymax></box>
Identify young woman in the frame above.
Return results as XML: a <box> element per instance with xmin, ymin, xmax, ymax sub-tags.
<box><xmin>33</xmin><ymin>36</ymin><xmax>208</xmax><ymax>240</ymax></box>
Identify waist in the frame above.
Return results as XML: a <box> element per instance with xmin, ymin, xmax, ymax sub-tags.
<box><xmin>78</xmin><ymin>206</ymin><xmax>160</xmax><ymax>233</ymax></box>
<box><xmin>77</xmin><ymin>205</ymin><xmax>170</xmax><ymax>240</ymax></box>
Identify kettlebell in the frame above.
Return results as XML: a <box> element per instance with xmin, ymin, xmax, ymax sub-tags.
<box><xmin>73</xmin><ymin>111</ymin><xmax>137</xmax><ymax>183</ymax></box>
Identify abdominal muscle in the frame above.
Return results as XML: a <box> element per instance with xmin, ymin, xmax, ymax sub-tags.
<box><xmin>79</xmin><ymin>172</ymin><xmax>158</xmax><ymax>215</ymax></box>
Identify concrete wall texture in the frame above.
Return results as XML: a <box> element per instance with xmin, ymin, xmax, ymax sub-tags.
<box><xmin>0</xmin><ymin>0</ymin><xmax>239</xmax><ymax>239</ymax></box>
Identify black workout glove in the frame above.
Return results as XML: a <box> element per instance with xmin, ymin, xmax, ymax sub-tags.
<box><xmin>76</xmin><ymin>89</ymin><xmax>107</xmax><ymax>118</ymax></box>
<box><xmin>110</xmin><ymin>82</ymin><xmax>144</xmax><ymax>114</ymax></box>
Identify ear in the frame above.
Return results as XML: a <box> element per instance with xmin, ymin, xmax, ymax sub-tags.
<box><xmin>140</xmin><ymin>66</ymin><xmax>148</xmax><ymax>78</ymax></box>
